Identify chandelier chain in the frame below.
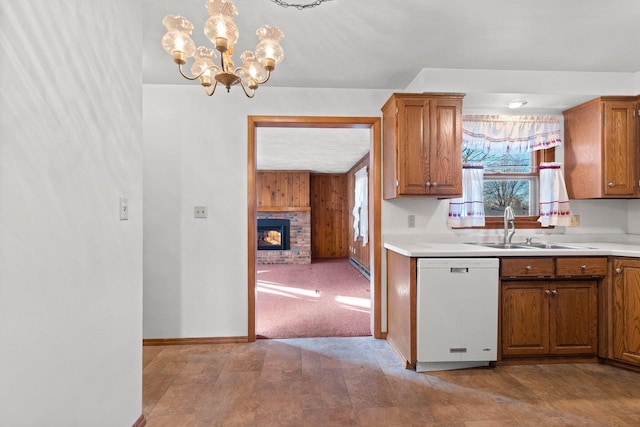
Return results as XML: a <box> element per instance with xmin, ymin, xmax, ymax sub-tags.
<box><xmin>270</xmin><ymin>0</ymin><xmax>332</xmax><ymax>10</ymax></box>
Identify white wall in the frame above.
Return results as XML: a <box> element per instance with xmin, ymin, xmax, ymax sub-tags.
<box><xmin>0</xmin><ymin>2</ymin><xmax>143</xmax><ymax>426</ymax></box>
<box><xmin>629</xmin><ymin>200</ymin><xmax>640</xmax><ymax>235</ymax></box>
<box><xmin>143</xmin><ymin>85</ymin><xmax>391</xmax><ymax>338</ymax></box>
<box><xmin>144</xmin><ymin>68</ymin><xmax>638</xmax><ymax>339</ymax></box>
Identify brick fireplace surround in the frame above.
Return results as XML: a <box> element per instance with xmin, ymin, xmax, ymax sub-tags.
<box><xmin>257</xmin><ymin>211</ymin><xmax>311</xmax><ymax>264</ymax></box>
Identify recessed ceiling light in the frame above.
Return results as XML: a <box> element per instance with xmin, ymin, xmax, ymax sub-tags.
<box><xmin>506</xmin><ymin>100</ymin><xmax>528</xmax><ymax>109</ymax></box>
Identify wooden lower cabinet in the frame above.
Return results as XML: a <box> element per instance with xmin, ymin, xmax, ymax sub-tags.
<box><xmin>612</xmin><ymin>258</ymin><xmax>640</xmax><ymax>366</ymax></box>
<box><xmin>502</xmin><ymin>280</ymin><xmax>597</xmax><ymax>357</ymax></box>
<box><xmin>502</xmin><ymin>282</ymin><xmax>549</xmax><ymax>356</ymax></box>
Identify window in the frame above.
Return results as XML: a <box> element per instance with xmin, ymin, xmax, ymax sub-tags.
<box><xmin>463</xmin><ymin>148</ymin><xmax>537</xmax><ymax>217</ymax></box>
<box><xmin>455</xmin><ymin>115</ymin><xmax>560</xmax><ymax>229</ymax></box>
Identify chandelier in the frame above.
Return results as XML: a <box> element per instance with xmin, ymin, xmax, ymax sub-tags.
<box><xmin>161</xmin><ymin>0</ymin><xmax>284</xmax><ymax>98</ymax></box>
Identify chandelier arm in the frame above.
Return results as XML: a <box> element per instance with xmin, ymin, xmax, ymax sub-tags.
<box><xmin>178</xmin><ymin>63</ymin><xmax>222</xmax><ymax>81</ymax></box>
<box><xmin>205</xmin><ymin>81</ymin><xmax>218</xmax><ymax>96</ymax></box>
<box><xmin>231</xmin><ymin>67</ymin><xmax>272</xmax><ymax>86</ymax></box>
<box><xmin>238</xmin><ymin>80</ymin><xmax>256</xmax><ymax>98</ymax></box>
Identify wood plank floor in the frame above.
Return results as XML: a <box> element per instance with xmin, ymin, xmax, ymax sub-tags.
<box><xmin>143</xmin><ymin>337</ymin><xmax>640</xmax><ymax>426</ymax></box>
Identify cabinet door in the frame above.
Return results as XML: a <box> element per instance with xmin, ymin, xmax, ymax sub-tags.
<box><xmin>603</xmin><ymin>101</ymin><xmax>636</xmax><ymax>196</ymax></box>
<box><xmin>397</xmin><ymin>98</ymin><xmax>429</xmax><ymax>195</ymax></box>
<box><xmin>501</xmin><ymin>282</ymin><xmax>549</xmax><ymax>356</ymax></box>
<box><xmin>549</xmin><ymin>281</ymin><xmax>597</xmax><ymax>355</ymax></box>
<box><xmin>428</xmin><ymin>98</ymin><xmax>462</xmax><ymax>196</ymax></box>
<box><xmin>612</xmin><ymin>258</ymin><xmax>640</xmax><ymax>365</ymax></box>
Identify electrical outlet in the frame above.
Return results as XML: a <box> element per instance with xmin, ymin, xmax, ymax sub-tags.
<box><xmin>194</xmin><ymin>206</ymin><xmax>208</xmax><ymax>218</ymax></box>
<box><xmin>408</xmin><ymin>214</ymin><xmax>415</xmax><ymax>228</ymax></box>
<box><xmin>119</xmin><ymin>198</ymin><xmax>128</xmax><ymax>220</ymax></box>
<box><xmin>569</xmin><ymin>214</ymin><xmax>580</xmax><ymax>227</ymax></box>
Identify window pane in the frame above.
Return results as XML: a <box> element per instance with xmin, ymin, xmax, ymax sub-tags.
<box><xmin>463</xmin><ymin>147</ymin><xmax>532</xmax><ymax>172</ymax></box>
<box><xmin>484</xmin><ymin>178</ymin><xmax>537</xmax><ymax>217</ymax></box>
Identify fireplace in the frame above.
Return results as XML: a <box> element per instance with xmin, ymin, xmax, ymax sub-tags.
<box><xmin>257</xmin><ymin>218</ymin><xmax>290</xmax><ymax>251</ymax></box>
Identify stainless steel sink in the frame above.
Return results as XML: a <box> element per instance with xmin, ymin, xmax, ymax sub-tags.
<box><xmin>521</xmin><ymin>242</ymin><xmax>590</xmax><ymax>250</ymax></box>
<box><xmin>472</xmin><ymin>243</ymin><xmax>533</xmax><ymax>249</ymax></box>
<box><xmin>469</xmin><ymin>242</ymin><xmax>591</xmax><ymax>250</ymax></box>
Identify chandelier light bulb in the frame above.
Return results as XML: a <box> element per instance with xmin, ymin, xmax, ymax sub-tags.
<box><xmin>162</xmin><ymin>16</ymin><xmax>196</xmax><ymax>64</ymax></box>
<box><xmin>191</xmin><ymin>46</ymin><xmax>219</xmax><ymax>87</ymax></box>
<box><xmin>254</xmin><ymin>26</ymin><xmax>284</xmax><ymax>71</ymax></box>
<box><xmin>204</xmin><ymin>0</ymin><xmax>239</xmax><ymax>52</ymax></box>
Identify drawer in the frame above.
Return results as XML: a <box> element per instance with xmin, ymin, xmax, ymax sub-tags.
<box><xmin>501</xmin><ymin>258</ymin><xmax>554</xmax><ymax>278</ymax></box>
<box><xmin>556</xmin><ymin>257</ymin><xmax>608</xmax><ymax>277</ymax></box>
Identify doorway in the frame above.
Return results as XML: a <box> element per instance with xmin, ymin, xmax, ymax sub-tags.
<box><xmin>247</xmin><ymin>116</ymin><xmax>382</xmax><ymax>341</ymax></box>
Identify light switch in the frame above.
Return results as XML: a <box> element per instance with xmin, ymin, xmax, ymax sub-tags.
<box><xmin>120</xmin><ymin>198</ymin><xmax>128</xmax><ymax>220</ymax></box>
<box><xmin>194</xmin><ymin>206</ymin><xmax>208</xmax><ymax>218</ymax></box>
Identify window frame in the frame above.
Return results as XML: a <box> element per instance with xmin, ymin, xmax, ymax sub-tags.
<box><xmin>480</xmin><ymin>148</ymin><xmax>555</xmax><ymax>229</ymax></box>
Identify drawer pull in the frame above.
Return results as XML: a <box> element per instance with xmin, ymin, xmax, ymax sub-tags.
<box><xmin>581</xmin><ymin>265</ymin><xmax>587</xmax><ymax>270</ymax></box>
<box><xmin>551</xmin><ymin>289</ymin><xmax>558</xmax><ymax>295</ymax></box>
<box><xmin>525</xmin><ymin>265</ymin><xmax>532</xmax><ymax>271</ymax></box>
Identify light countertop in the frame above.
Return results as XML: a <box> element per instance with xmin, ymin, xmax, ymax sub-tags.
<box><xmin>383</xmin><ymin>240</ymin><xmax>640</xmax><ymax>258</ymax></box>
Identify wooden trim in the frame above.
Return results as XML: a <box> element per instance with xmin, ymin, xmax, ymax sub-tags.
<box><xmin>480</xmin><ymin>217</ymin><xmax>550</xmax><ymax>230</ymax></box>
<box><xmin>132</xmin><ymin>414</ymin><xmax>146</xmax><ymax>427</ymax></box>
<box><xmin>143</xmin><ymin>336</ymin><xmax>249</xmax><ymax>346</ymax></box>
<box><xmin>496</xmin><ymin>356</ymin><xmax>598</xmax><ymax>366</ymax></box>
<box><xmin>248</xmin><ymin>117</ymin><xmax>257</xmax><ymax>342</ymax></box>
<box><xmin>371</xmin><ymin>118</ymin><xmax>382</xmax><ymax>338</ymax></box>
<box><xmin>257</xmin><ymin>206</ymin><xmax>311</xmax><ymax>212</ymax></box>
<box><xmin>248</xmin><ymin>116</ymin><xmax>383</xmax><ymax>341</ymax></box>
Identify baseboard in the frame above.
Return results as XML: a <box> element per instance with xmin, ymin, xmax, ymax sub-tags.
<box><xmin>143</xmin><ymin>336</ymin><xmax>249</xmax><ymax>346</ymax></box>
<box><xmin>132</xmin><ymin>414</ymin><xmax>146</xmax><ymax>427</ymax></box>
<box><xmin>349</xmin><ymin>257</ymin><xmax>370</xmax><ymax>280</ymax></box>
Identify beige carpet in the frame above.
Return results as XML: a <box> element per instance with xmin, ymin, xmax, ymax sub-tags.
<box><xmin>256</xmin><ymin>258</ymin><xmax>371</xmax><ymax>339</ymax></box>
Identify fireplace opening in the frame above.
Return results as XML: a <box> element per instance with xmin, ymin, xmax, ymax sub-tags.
<box><xmin>257</xmin><ymin>218</ymin><xmax>290</xmax><ymax>251</ymax></box>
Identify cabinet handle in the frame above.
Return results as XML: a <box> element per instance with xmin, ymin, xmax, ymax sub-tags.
<box><xmin>426</xmin><ymin>182</ymin><xmax>431</xmax><ymax>187</ymax></box>
<box><xmin>551</xmin><ymin>289</ymin><xmax>558</xmax><ymax>295</ymax></box>
<box><xmin>432</xmin><ymin>182</ymin><xmax>438</xmax><ymax>187</ymax></box>
<box><xmin>581</xmin><ymin>265</ymin><xmax>587</xmax><ymax>270</ymax></box>
<box><xmin>615</xmin><ymin>267</ymin><xmax>623</xmax><ymax>274</ymax></box>
<box><xmin>608</xmin><ymin>182</ymin><xmax>615</xmax><ymax>187</ymax></box>
<box><xmin>525</xmin><ymin>265</ymin><xmax>532</xmax><ymax>271</ymax></box>
<box><xmin>544</xmin><ymin>290</ymin><xmax>551</xmax><ymax>295</ymax></box>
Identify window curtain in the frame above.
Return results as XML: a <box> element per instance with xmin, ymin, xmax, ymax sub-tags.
<box><xmin>538</xmin><ymin>162</ymin><xmax>572</xmax><ymax>227</ymax></box>
<box><xmin>463</xmin><ymin>115</ymin><xmax>561</xmax><ymax>153</ymax></box>
<box><xmin>352</xmin><ymin>166</ymin><xmax>368</xmax><ymax>245</ymax></box>
<box><xmin>448</xmin><ymin>164</ymin><xmax>485</xmax><ymax>228</ymax></box>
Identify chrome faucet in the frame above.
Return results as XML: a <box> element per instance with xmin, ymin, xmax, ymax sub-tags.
<box><xmin>503</xmin><ymin>206</ymin><xmax>516</xmax><ymax>244</ymax></box>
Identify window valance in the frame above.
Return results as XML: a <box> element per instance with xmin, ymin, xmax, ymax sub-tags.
<box><xmin>463</xmin><ymin>115</ymin><xmax>561</xmax><ymax>154</ymax></box>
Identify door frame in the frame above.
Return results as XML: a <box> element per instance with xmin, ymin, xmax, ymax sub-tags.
<box><xmin>247</xmin><ymin>115</ymin><xmax>382</xmax><ymax>341</ymax></box>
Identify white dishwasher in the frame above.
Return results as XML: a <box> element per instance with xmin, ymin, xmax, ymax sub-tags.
<box><xmin>416</xmin><ymin>258</ymin><xmax>499</xmax><ymax>372</ymax></box>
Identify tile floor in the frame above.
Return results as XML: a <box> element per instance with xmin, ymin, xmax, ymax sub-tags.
<box><xmin>143</xmin><ymin>337</ymin><xmax>640</xmax><ymax>426</ymax></box>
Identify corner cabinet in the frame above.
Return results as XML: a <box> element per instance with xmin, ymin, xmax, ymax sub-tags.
<box><xmin>563</xmin><ymin>96</ymin><xmax>639</xmax><ymax>199</ymax></box>
<box><xmin>382</xmin><ymin>93</ymin><xmax>464</xmax><ymax>199</ymax></box>
<box><xmin>611</xmin><ymin>258</ymin><xmax>640</xmax><ymax>366</ymax></box>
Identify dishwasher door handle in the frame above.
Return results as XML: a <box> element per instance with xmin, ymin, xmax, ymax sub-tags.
<box><xmin>450</xmin><ymin>267</ymin><xmax>469</xmax><ymax>273</ymax></box>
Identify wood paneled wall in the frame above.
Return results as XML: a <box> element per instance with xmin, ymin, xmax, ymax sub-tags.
<box><xmin>256</xmin><ymin>170</ymin><xmax>310</xmax><ymax>210</ymax></box>
<box><xmin>347</xmin><ymin>153</ymin><xmax>370</xmax><ymax>270</ymax></box>
<box><xmin>310</xmin><ymin>174</ymin><xmax>349</xmax><ymax>258</ymax></box>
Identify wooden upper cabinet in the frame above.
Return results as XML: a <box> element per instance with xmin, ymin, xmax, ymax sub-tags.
<box><xmin>382</xmin><ymin>93</ymin><xmax>464</xmax><ymax>199</ymax></box>
<box><xmin>563</xmin><ymin>96</ymin><xmax>638</xmax><ymax>199</ymax></box>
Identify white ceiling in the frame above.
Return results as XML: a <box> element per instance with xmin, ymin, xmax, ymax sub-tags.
<box><xmin>143</xmin><ymin>0</ymin><xmax>640</xmax><ymax>172</ymax></box>
<box><xmin>257</xmin><ymin>127</ymin><xmax>370</xmax><ymax>173</ymax></box>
